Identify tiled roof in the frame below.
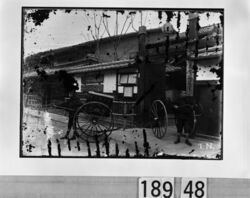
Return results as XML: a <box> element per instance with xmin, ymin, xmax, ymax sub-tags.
<box><xmin>146</xmin><ymin>24</ymin><xmax>221</xmax><ymax>49</ymax></box>
<box><xmin>23</xmin><ymin>59</ymin><xmax>135</xmax><ymax>78</ymax></box>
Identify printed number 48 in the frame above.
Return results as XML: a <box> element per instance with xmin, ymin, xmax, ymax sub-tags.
<box><xmin>183</xmin><ymin>180</ymin><xmax>206</xmax><ymax>198</ymax></box>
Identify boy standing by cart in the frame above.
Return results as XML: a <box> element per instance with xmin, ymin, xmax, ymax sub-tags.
<box><xmin>173</xmin><ymin>91</ymin><xmax>195</xmax><ymax>146</ymax></box>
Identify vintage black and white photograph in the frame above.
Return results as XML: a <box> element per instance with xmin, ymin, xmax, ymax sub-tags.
<box><xmin>21</xmin><ymin>7</ymin><xmax>223</xmax><ymax>159</ymax></box>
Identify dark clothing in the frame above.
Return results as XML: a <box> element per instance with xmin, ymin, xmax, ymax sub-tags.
<box><xmin>67</xmin><ymin>113</ymin><xmax>75</xmax><ymax>131</ymax></box>
<box><xmin>176</xmin><ymin>116</ymin><xmax>194</xmax><ymax>134</ymax></box>
<box><xmin>174</xmin><ymin>96</ymin><xmax>195</xmax><ymax>119</ymax></box>
<box><xmin>55</xmin><ymin>70</ymin><xmax>79</xmax><ymax>93</ymax></box>
<box><xmin>59</xmin><ymin>93</ymin><xmax>82</xmax><ymax>112</ymax></box>
<box><xmin>174</xmin><ymin>96</ymin><xmax>195</xmax><ymax>134</ymax></box>
<box><xmin>59</xmin><ymin>93</ymin><xmax>83</xmax><ymax>131</ymax></box>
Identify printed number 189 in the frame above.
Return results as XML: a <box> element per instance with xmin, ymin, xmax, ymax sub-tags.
<box><xmin>139</xmin><ymin>178</ymin><xmax>174</xmax><ymax>198</ymax></box>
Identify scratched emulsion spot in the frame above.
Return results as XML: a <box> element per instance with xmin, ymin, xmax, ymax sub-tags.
<box><xmin>43</xmin><ymin>126</ymin><xmax>47</xmax><ymax>134</ymax></box>
<box><xmin>189</xmin><ymin>149</ymin><xmax>195</xmax><ymax>154</ymax></box>
<box><xmin>43</xmin><ymin>112</ymin><xmax>55</xmax><ymax>140</ymax></box>
<box><xmin>26</xmin><ymin>144</ymin><xmax>35</xmax><ymax>152</ymax></box>
<box><xmin>22</xmin><ymin>122</ymin><xmax>27</xmax><ymax>131</ymax></box>
<box><xmin>26</xmin><ymin>10</ymin><xmax>55</xmax><ymax>26</ymax></box>
<box><xmin>216</xmin><ymin>154</ymin><xmax>220</xmax><ymax>159</ymax></box>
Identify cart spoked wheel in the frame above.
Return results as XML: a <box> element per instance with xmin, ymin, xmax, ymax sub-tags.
<box><xmin>151</xmin><ymin>100</ymin><xmax>168</xmax><ymax>139</ymax></box>
<box><xmin>74</xmin><ymin>102</ymin><xmax>114</xmax><ymax>142</ymax></box>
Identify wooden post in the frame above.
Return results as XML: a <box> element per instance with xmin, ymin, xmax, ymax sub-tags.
<box><xmin>116</xmin><ymin>69</ymin><xmax>119</xmax><ymax>93</ymax></box>
<box><xmin>86</xmin><ymin>140</ymin><xmax>91</xmax><ymax>157</ymax></box>
<box><xmin>137</xmin><ymin>26</ymin><xmax>166</xmax><ymax>126</ymax></box>
<box><xmin>47</xmin><ymin>139</ymin><xmax>52</xmax><ymax>156</ymax></box>
<box><xmin>104</xmin><ymin>133</ymin><xmax>110</xmax><ymax>157</ymax></box>
<box><xmin>95</xmin><ymin>135</ymin><xmax>101</xmax><ymax>157</ymax></box>
<box><xmin>186</xmin><ymin>60</ymin><xmax>194</xmax><ymax>95</ymax></box>
<box><xmin>123</xmin><ymin>102</ymin><xmax>127</xmax><ymax>130</ymax></box>
<box><xmin>67</xmin><ymin>139</ymin><xmax>71</xmax><ymax>151</ymax></box>
<box><xmin>137</xmin><ymin>26</ymin><xmax>147</xmax><ymax>125</ymax></box>
<box><xmin>115</xmin><ymin>143</ymin><xmax>119</xmax><ymax>157</ymax></box>
<box><xmin>135</xmin><ymin>141</ymin><xmax>140</xmax><ymax>157</ymax></box>
<box><xmin>143</xmin><ymin>129</ymin><xmax>150</xmax><ymax>157</ymax></box>
<box><xmin>186</xmin><ymin>12</ymin><xmax>199</xmax><ymax>96</ymax></box>
<box><xmin>76</xmin><ymin>141</ymin><xmax>81</xmax><ymax>151</ymax></box>
<box><xmin>56</xmin><ymin>139</ymin><xmax>61</xmax><ymax>157</ymax></box>
<box><xmin>165</xmin><ymin>35</ymin><xmax>170</xmax><ymax>63</ymax></box>
<box><xmin>125</xmin><ymin>148</ymin><xmax>130</xmax><ymax>157</ymax></box>
<box><xmin>138</xmin><ymin>26</ymin><xmax>147</xmax><ymax>63</ymax></box>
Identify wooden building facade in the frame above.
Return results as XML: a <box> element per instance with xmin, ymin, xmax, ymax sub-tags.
<box><xmin>23</xmin><ymin>13</ymin><xmax>223</xmax><ymax>137</ymax></box>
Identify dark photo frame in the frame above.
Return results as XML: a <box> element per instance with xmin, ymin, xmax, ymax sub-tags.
<box><xmin>20</xmin><ymin>7</ymin><xmax>224</xmax><ymax>159</ymax></box>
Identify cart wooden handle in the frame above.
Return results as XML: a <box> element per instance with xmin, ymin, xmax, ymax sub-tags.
<box><xmin>53</xmin><ymin>104</ymin><xmax>75</xmax><ymax>112</ymax></box>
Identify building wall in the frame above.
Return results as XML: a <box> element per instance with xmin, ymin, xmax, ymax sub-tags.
<box><xmin>78</xmin><ymin>71</ymin><xmax>104</xmax><ymax>93</ymax></box>
<box><xmin>52</xmin><ymin>45</ymin><xmax>95</xmax><ymax>66</ymax></box>
<box><xmin>98</xmin><ymin>29</ymin><xmax>165</xmax><ymax>62</ymax></box>
<box><xmin>24</xmin><ymin>29</ymin><xmax>164</xmax><ymax>69</ymax></box>
<box><xmin>98</xmin><ymin>36</ymin><xmax>138</xmax><ymax>61</ymax></box>
<box><xmin>32</xmin><ymin>28</ymin><xmax>165</xmax><ymax>67</ymax></box>
<box><xmin>103</xmin><ymin>71</ymin><xmax>117</xmax><ymax>93</ymax></box>
<box><xmin>196</xmin><ymin>81</ymin><xmax>222</xmax><ymax>137</ymax></box>
<box><xmin>73</xmin><ymin>67</ymin><xmax>138</xmax><ymax>100</ymax></box>
<box><xmin>24</xmin><ymin>76</ymin><xmax>66</xmax><ymax>105</ymax></box>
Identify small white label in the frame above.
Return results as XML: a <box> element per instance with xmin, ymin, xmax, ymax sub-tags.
<box><xmin>181</xmin><ymin>178</ymin><xmax>207</xmax><ymax>198</ymax></box>
<box><xmin>139</xmin><ymin>177</ymin><xmax>174</xmax><ymax>198</ymax></box>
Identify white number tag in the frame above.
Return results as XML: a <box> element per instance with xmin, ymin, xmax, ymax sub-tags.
<box><xmin>181</xmin><ymin>178</ymin><xmax>207</xmax><ymax>198</ymax></box>
<box><xmin>139</xmin><ymin>177</ymin><xmax>174</xmax><ymax>198</ymax></box>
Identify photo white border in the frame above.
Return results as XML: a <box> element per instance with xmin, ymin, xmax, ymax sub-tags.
<box><xmin>0</xmin><ymin>0</ymin><xmax>250</xmax><ymax>178</ymax></box>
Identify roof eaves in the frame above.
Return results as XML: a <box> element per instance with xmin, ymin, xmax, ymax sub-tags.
<box><xmin>23</xmin><ymin>59</ymin><xmax>135</xmax><ymax>78</ymax></box>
